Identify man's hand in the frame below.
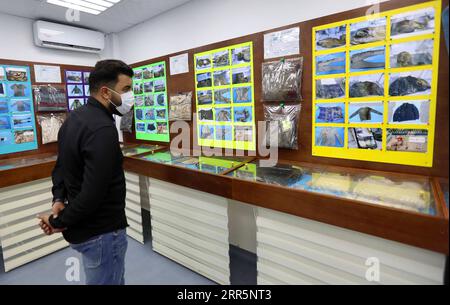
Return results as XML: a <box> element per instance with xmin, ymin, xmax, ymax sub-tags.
<box><xmin>37</xmin><ymin>214</ymin><xmax>65</xmax><ymax>236</ymax></box>
<box><xmin>52</xmin><ymin>201</ymin><xmax>66</xmax><ymax>217</ymax></box>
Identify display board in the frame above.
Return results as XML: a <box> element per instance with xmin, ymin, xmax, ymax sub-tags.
<box><xmin>0</xmin><ymin>65</ymin><xmax>38</xmax><ymax>155</ymax></box>
<box><xmin>65</xmin><ymin>70</ymin><xmax>91</xmax><ymax>111</ymax></box>
<box><xmin>194</xmin><ymin>42</ymin><xmax>256</xmax><ymax>151</ymax></box>
<box><xmin>132</xmin><ymin>61</ymin><xmax>170</xmax><ymax>142</ymax></box>
<box><xmin>312</xmin><ymin>0</ymin><xmax>442</xmax><ymax>167</ymax></box>
<box><xmin>124</xmin><ymin>0</ymin><xmax>449</xmax><ymax>178</ymax></box>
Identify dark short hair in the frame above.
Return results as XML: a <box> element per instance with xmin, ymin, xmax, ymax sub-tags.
<box><xmin>89</xmin><ymin>60</ymin><xmax>134</xmax><ymax>93</ymax></box>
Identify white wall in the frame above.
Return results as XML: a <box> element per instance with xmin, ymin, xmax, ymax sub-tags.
<box><xmin>117</xmin><ymin>0</ymin><xmax>389</xmax><ymax>64</ymax></box>
<box><xmin>0</xmin><ymin>12</ymin><xmax>100</xmax><ymax>66</ymax></box>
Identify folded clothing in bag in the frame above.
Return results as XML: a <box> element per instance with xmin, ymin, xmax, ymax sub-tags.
<box><xmin>264</xmin><ymin>104</ymin><xmax>301</xmax><ymax>150</ymax></box>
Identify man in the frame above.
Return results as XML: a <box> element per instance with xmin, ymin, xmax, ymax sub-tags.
<box><xmin>38</xmin><ymin>60</ymin><xmax>135</xmax><ymax>285</ymax></box>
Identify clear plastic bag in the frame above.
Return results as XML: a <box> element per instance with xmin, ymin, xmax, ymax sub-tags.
<box><xmin>120</xmin><ymin>110</ymin><xmax>134</xmax><ymax>133</ymax></box>
<box><xmin>36</xmin><ymin>113</ymin><xmax>67</xmax><ymax>144</ymax></box>
<box><xmin>169</xmin><ymin>92</ymin><xmax>192</xmax><ymax>121</ymax></box>
<box><xmin>33</xmin><ymin>85</ymin><xmax>67</xmax><ymax>111</ymax></box>
<box><xmin>264</xmin><ymin>104</ymin><xmax>301</xmax><ymax>150</ymax></box>
<box><xmin>262</xmin><ymin>57</ymin><xmax>303</xmax><ymax>102</ymax></box>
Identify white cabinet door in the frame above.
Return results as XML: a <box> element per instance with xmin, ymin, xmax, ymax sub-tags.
<box><xmin>0</xmin><ymin>178</ymin><xmax>68</xmax><ymax>272</ymax></box>
<box><xmin>256</xmin><ymin>207</ymin><xmax>445</xmax><ymax>285</ymax></box>
<box><xmin>148</xmin><ymin>178</ymin><xmax>230</xmax><ymax>285</ymax></box>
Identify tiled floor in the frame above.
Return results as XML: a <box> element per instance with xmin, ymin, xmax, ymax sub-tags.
<box><xmin>0</xmin><ymin>237</ymin><xmax>256</xmax><ymax>285</ymax></box>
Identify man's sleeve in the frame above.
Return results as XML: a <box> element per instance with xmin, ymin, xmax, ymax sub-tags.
<box><xmin>50</xmin><ymin>126</ymin><xmax>117</xmax><ymax>229</ymax></box>
<box><xmin>51</xmin><ymin>124</ymin><xmax>67</xmax><ymax>203</ymax></box>
<box><xmin>51</xmin><ymin>155</ymin><xmax>67</xmax><ymax>203</ymax></box>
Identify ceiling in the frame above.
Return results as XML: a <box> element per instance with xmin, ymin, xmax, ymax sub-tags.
<box><xmin>0</xmin><ymin>0</ymin><xmax>193</xmax><ymax>33</ymax></box>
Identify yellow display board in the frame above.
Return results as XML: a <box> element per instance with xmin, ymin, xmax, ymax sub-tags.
<box><xmin>194</xmin><ymin>42</ymin><xmax>256</xmax><ymax>151</ymax></box>
<box><xmin>312</xmin><ymin>0</ymin><xmax>442</xmax><ymax>167</ymax></box>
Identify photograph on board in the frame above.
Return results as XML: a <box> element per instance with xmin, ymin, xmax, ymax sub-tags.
<box><xmin>348</xmin><ymin>102</ymin><xmax>384</xmax><ymax>123</ymax></box>
<box><xmin>315</xmin><ymin>25</ymin><xmax>347</xmax><ymax>50</ymax></box>
<box><xmin>350</xmin><ymin>46</ymin><xmax>386</xmax><ymax>72</ymax></box>
<box><xmin>391</xmin><ymin>7</ymin><xmax>435</xmax><ymax>39</ymax></box>
<box><xmin>156</xmin><ymin>93</ymin><xmax>166</xmax><ymax>107</ymax></box>
<box><xmin>198</xmin><ymin>90</ymin><xmax>213</xmax><ymax>105</ymax></box>
<box><xmin>350</xmin><ymin>18</ymin><xmax>386</xmax><ymax>45</ymax></box>
<box><xmin>214</xmin><ymin>88</ymin><xmax>231</xmax><ymax>104</ymax></box>
<box><xmin>349</xmin><ymin>73</ymin><xmax>384</xmax><ymax>98</ymax></box>
<box><xmin>6</xmin><ymin>67</ymin><xmax>28</xmax><ymax>82</ymax></box>
<box><xmin>388</xmin><ymin>100</ymin><xmax>430</xmax><ymax>124</ymax></box>
<box><xmin>197</xmin><ymin>72</ymin><xmax>212</xmax><ymax>88</ymax></box>
<box><xmin>316</xmin><ymin>77</ymin><xmax>346</xmax><ymax>99</ymax></box>
<box><xmin>386</xmin><ymin>129</ymin><xmax>428</xmax><ymax>152</ymax></box>
<box><xmin>66</xmin><ymin>71</ymin><xmax>83</xmax><ymax>83</ymax></box>
<box><xmin>0</xmin><ymin>100</ymin><xmax>8</xmax><ymax>114</ymax></box>
<box><xmin>315</xmin><ymin>127</ymin><xmax>345</xmax><ymax>148</ymax></box>
<box><xmin>316</xmin><ymin>52</ymin><xmax>346</xmax><ymax>75</ymax></box>
<box><xmin>213</xmin><ymin>70</ymin><xmax>231</xmax><ymax>86</ymax></box>
<box><xmin>68</xmin><ymin>98</ymin><xmax>84</xmax><ymax>111</ymax></box>
<box><xmin>232</xmin><ymin>66</ymin><xmax>252</xmax><ymax>84</ymax></box>
<box><xmin>234</xmin><ymin>106</ymin><xmax>253</xmax><ymax>123</ymax></box>
<box><xmin>196</xmin><ymin>55</ymin><xmax>211</xmax><ymax>70</ymax></box>
<box><xmin>315</xmin><ymin>103</ymin><xmax>345</xmax><ymax>123</ymax></box>
<box><xmin>235</xmin><ymin>126</ymin><xmax>253</xmax><ymax>142</ymax></box>
<box><xmin>199</xmin><ymin>108</ymin><xmax>214</xmax><ymax>121</ymax></box>
<box><xmin>9</xmin><ymin>99</ymin><xmax>31</xmax><ymax>113</ymax></box>
<box><xmin>213</xmin><ymin>50</ymin><xmax>230</xmax><ymax>68</ymax></box>
<box><xmin>389</xmin><ymin>70</ymin><xmax>432</xmax><ymax>97</ymax></box>
<box><xmin>390</xmin><ymin>39</ymin><xmax>433</xmax><ymax>68</ymax></box>
<box><xmin>200</xmin><ymin>125</ymin><xmax>214</xmax><ymax>140</ymax></box>
<box><xmin>14</xmin><ymin>129</ymin><xmax>35</xmax><ymax>144</ymax></box>
<box><xmin>233</xmin><ymin>86</ymin><xmax>252</xmax><ymax>103</ymax></box>
<box><xmin>215</xmin><ymin>107</ymin><xmax>232</xmax><ymax>122</ymax></box>
<box><xmin>232</xmin><ymin>46</ymin><xmax>252</xmax><ymax>65</ymax></box>
<box><xmin>216</xmin><ymin>126</ymin><xmax>232</xmax><ymax>141</ymax></box>
<box><xmin>153</xmin><ymin>64</ymin><xmax>165</xmax><ymax>78</ymax></box>
<box><xmin>348</xmin><ymin>128</ymin><xmax>382</xmax><ymax>150</ymax></box>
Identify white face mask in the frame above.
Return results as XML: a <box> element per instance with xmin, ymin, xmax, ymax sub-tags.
<box><xmin>107</xmin><ymin>88</ymin><xmax>135</xmax><ymax>115</ymax></box>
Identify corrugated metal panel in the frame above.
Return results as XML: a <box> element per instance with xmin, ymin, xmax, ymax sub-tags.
<box><xmin>153</xmin><ymin>241</ymin><xmax>229</xmax><ymax>285</ymax></box>
<box><xmin>5</xmin><ymin>238</ymin><xmax>68</xmax><ymax>272</ymax></box>
<box><xmin>149</xmin><ymin>178</ymin><xmax>230</xmax><ymax>285</ymax></box>
<box><xmin>125</xmin><ymin>172</ymin><xmax>144</xmax><ymax>244</ymax></box>
<box><xmin>256</xmin><ymin>208</ymin><xmax>445</xmax><ymax>285</ymax></box>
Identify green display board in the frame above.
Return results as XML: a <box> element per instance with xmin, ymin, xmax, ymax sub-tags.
<box><xmin>194</xmin><ymin>42</ymin><xmax>256</xmax><ymax>151</ymax></box>
<box><xmin>132</xmin><ymin>61</ymin><xmax>170</xmax><ymax>142</ymax></box>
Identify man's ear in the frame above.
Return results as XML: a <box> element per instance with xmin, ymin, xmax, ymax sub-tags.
<box><xmin>99</xmin><ymin>87</ymin><xmax>110</xmax><ymax>100</ymax></box>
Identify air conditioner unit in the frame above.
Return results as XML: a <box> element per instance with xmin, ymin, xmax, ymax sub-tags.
<box><xmin>33</xmin><ymin>20</ymin><xmax>105</xmax><ymax>54</ymax></box>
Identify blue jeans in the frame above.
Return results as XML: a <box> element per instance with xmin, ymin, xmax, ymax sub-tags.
<box><xmin>70</xmin><ymin>229</ymin><xmax>128</xmax><ymax>285</ymax></box>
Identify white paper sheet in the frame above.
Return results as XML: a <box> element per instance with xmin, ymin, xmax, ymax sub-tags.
<box><xmin>264</xmin><ymin>27</ymin><xmax>300</xmax><ymax>59</ymax></box>
<box><xmin>34</xmin><ymin>65</ymin><xmax>62</xmax><ymax>83</ymax></box>
<box><xmin>170</xmin><ymin>53</ymin><xmax>189</xmax><ymax>75</ymax></box>
<box><xmin>114</xmin><ymin>115</ymin><xmax>124</xmax><ymax>142</ymax></box>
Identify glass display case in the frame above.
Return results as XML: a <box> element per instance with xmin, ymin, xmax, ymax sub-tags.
<box><xmin>0</xmin><ymin>154</ymin><xmax>57</xmax><ymax>171</ymax></box>
<box><xmin>171</xmin><ymin>156</ymin><xmax>250</xmax><ymax>174</ymax></box>
<box><xmin>228</xmin><ymin>160</ymin><xmax>436</xmax><ymax>215</ymax></box>
<box><xmin>138</xmin><ymin>150</ymin><xmax>187</xmax><ymax>164</ymax></box>
<box><xmin>121</xmin><ymin>144</ymin><xmax>162</xmax><ymax>157</ymax></box>
<box><xmin>138</xmin><ymin>149</ymin><xmax>251</xmax><ymax>174</ymax></box>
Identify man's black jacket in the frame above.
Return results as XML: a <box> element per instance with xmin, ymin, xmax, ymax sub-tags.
<box><xmin>49</xmin><ymin>97</ymin><xmax>128</xmax><ymax>244</ymax></box>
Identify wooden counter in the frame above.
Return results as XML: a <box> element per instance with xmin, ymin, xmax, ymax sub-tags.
<box><xmin>124</xmin><ymin>155</ymin><xmax>449</xmax><ymax>255</ymax></box>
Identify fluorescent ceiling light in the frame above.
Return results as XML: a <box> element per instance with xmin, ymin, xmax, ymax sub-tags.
<box><xmin>46</xmin><ymin>0</ymin><xmax>121</xmax><ymax>15</ymax></box>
